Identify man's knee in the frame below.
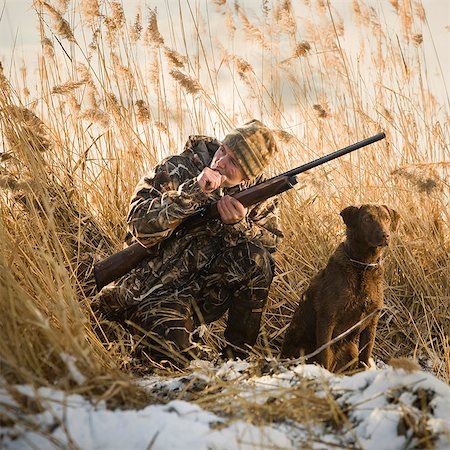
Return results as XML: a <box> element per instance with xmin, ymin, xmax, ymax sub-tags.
<box><xmin>224</xmin><ymin>241</ymin><xmax>274</xmax><ymax>288</ymax></box>
<box><xmin>132</xmin><ymin>299</ymin><xmax>194</xmax><ymax>351</ymax></box>
<box><xmin>91</xmin><ymin>283</ymin><xmax>132</xmax><ymax>320</ymax></box>
<box><xmin>196</xmin><ymin>242</ymin><xmax>274</xmax><ymax>324</ymax></box>
<box><xmin>241</xmin><ymin>241</ymin><xmax>274</xmax><ymax>288</ymax></box>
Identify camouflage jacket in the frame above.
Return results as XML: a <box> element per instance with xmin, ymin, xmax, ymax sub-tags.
<box><xmin>122</xmin><ymin>135</ymin><xmax>283</xmax><ymax>298</ymax></box>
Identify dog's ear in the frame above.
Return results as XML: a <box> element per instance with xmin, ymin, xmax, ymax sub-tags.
<box><xmin>383</xmin><ymin>205</ymin><xmax>400</xmax><ymax>231</ymax></box>
<box><xmin>340</xmin><ymin>206</ymin><xmax>359</xmax><ymax>228</ymax></box>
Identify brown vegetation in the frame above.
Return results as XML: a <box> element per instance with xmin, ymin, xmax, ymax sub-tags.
<box><xmin>0</xmin><ymin>0</ymin><xmax>448</xmax><ymax>422</ymax></box>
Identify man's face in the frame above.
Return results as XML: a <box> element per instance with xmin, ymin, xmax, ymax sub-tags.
<box><xmin>210</xmin><ymin>143</ymin><xmax>248</xmax><ymax>187</ymax></box>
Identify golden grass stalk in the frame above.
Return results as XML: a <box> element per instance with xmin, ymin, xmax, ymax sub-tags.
<box><xmin>129</xmin><ymin>10</ymin><xmax>143</xmax><ymax>43</ymax></box>
<box><xmin>135</xmin><ymin>100</ymin><xmax>151</xmax><ymax>123</ymax></box>
<box><xmin>164</xmin><ymin>47</ymin><xmax>188</xmax><ymax>69</ymax></box>
<box><xmin>80</xmin><ymin>0</ymin><xmax>100</xmax><ymax>26</ymax></box>
<box><xmin>52</xmin><ymin>80</ymin><xmax>87</xmax><ymax>95</ymax></box>
<box><xmin>238</xmin><ymin>9</ymin><xmax>272</xmax><ymax>51</ymax></box>
<box><xmin>144</xmin><ymin>7</ymin><xmax>164</xmax><ymax>47</ymax></box>
<box><xmin>40</xmin><ymin>1</ymin><xmax>76</xmax><ymax>42</ymax></box>
<box><xmin>170</xmin><ymin>69</ymin><xmax>204</xmax><ymax>97</ymax></box>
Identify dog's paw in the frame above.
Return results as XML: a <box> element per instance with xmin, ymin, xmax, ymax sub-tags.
<box><xmin>368</xmin><ymin>357</ymin><xmax>377</xmax><ymax>370</ymax></box>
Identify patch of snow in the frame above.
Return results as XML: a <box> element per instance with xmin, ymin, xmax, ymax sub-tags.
<box><xmin>331</xmin><ymin>368</ymin><xmax>450</xmax><ymax>450</ymax></box>
<box><xmin>1</xmin><ymin>361</ymin><xmax>449</xmax><ymax>450</ymax></box>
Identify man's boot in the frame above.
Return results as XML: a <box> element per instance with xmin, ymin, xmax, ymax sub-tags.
<box><xmin>222</xmin><ymin>302</ymin><xmax>264</xmax><ymax>359</ymax></box>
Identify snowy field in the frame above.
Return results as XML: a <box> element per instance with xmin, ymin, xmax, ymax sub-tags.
<box><xmin>1</xmin><ymin>359</ymin><xmax>449</xmax><ymax>450</ymax></box>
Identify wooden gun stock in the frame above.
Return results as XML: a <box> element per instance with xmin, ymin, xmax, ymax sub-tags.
<box><xmin>94</xmin><ymin>241</ymin><xmax>152</xmax><ymax>291</ymax></box>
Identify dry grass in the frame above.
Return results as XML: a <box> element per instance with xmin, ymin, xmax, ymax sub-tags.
<box><xmin>0</xmin><ymin>0</ymin><xmax>448</xmax><ymax>424</ymax></box>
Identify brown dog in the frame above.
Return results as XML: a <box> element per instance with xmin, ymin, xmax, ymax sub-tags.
<box><xmin>281</xmin><ymin>204</ymin><xmax>400</xmax><ymax>372</ymax></box>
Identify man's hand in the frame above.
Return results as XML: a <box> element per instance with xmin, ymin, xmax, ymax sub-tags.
<box><xmin>197</xmin><ymin>168</ymin><xmax>227</xmax><ymax>193</ymax></box>
<box><xmin>217</xmin><ymin>195</ymin><xmax>247</xmax><ymax>224</ymax></box>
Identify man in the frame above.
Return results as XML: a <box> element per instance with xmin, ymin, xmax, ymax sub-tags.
<box><xmin>95</xmin><ymin>119</ymin><xmax>283</xmax><ymax>362</ymax></box>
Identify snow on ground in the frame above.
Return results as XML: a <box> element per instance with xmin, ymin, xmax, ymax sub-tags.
<box><xmin>1</xmin><ymin>360</ymin><xmax>449</xmax><ymax>450</ymax></box>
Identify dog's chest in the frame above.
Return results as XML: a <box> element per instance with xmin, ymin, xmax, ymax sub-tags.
<box><xmin>342</xmin><ymin>294</ymin><xmax>376</xmax><ymax>317</ymax></box>
<box><xmin>344</xmin><ymin>271</ymin><xmax>383</xmax><ymax>312</ymax></box>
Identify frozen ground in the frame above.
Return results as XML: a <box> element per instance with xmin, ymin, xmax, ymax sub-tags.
<box><xmin>1</xmin><ymin>359</ymin><xmax>449</xmax><ymax>450</ymax></box>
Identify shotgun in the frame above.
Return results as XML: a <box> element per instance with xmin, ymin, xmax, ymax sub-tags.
<box><xmin>94</xmin><ymin>132</ymin><xmax>386</xmax><ymax>290</ymax></box>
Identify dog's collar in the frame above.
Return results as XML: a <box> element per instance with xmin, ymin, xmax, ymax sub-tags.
<box><xmin>348</xmin><ymin>257</ymin><xmax>381</xmax><ymax>268</ymax></box>
<box><xmin>343</xmin><ymin>246</ymin><xmax>382</xmax><ymax>269</ymax></box>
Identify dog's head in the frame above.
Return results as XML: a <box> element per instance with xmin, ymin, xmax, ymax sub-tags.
<box><xmin>340</xmin><ymin>204</ymin><xmax>400</xmax><ymax>247</ymax></box>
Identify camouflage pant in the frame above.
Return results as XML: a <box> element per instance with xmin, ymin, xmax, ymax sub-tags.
<box><xmin>95</xmin><ymin>241</ymin><xmax>274</xmax><ymax>357</ymax></box>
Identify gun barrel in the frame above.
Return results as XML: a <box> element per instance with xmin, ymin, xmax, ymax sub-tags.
<box><xmin>284</xmin><ymin>132</ymin><xmax>386</xmax><ymax>179</ymax></box>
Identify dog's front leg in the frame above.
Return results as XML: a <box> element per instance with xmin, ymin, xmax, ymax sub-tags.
<box><xmin>358</xmin><ymin>313</ymin><xmax>380</xmax><ymax>368</ymax></box>
<box><xmin>314</xmin><ymin>317</ymin><xmax>334</xmax><ymax>370</ymax></box>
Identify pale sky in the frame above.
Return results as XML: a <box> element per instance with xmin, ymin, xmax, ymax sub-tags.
<box><xmin>0</xmin><ymin>0</ymin><xmax>448</xmax><ymax>103</ymax></box>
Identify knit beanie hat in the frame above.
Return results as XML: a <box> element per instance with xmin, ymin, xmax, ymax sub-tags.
<box><xmin>222</xmin><ymin>119</ymin><xmax>278</xmax><ymax>178</ymax></box>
